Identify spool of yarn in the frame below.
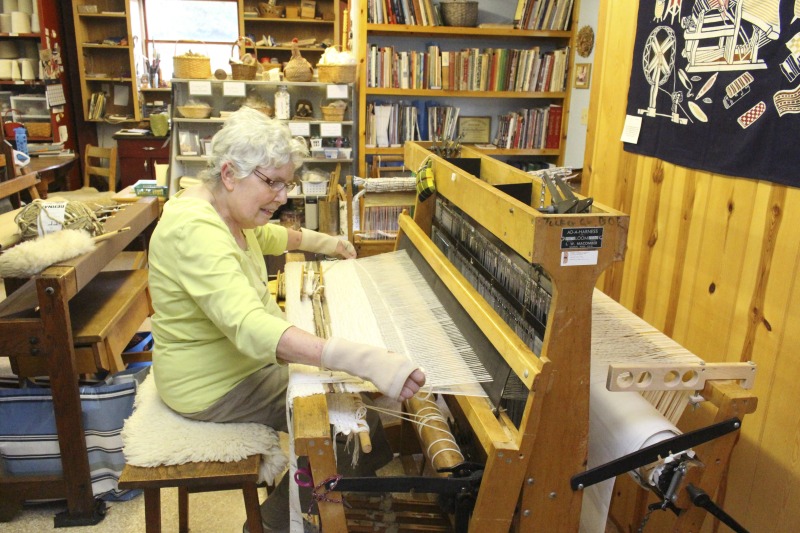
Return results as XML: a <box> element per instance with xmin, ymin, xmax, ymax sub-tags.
<box><xmin>16</xmin><ymin>0</ymin><xmax>31</xmax><ymax>14</ymax></box>
<box><xmin>0</xmin><ymin>15</ymin><xmax>12</xmax><ymax>34</ymax></box>
<box><xmin>2</xmin><ymin>0</ymin><xmax>17</xmax><ymax>13</ymax></box>
<box><xmin>29</xmin><ymin>11</ymin><xmax>36</xmax><ymax>32</ymax></box>
<box><xmin>19</xmin><ymin>57</ymin><xmax>33</xmax><ymax>80</ymax></box>
<box><xmin>9</xmin><ymin>56</ymin><xmax>19</xmax><ymax>79</ymax></box>
<box><xmin>10</xmin><ymin>11</ymin><xmax>29</xmax><ymax>34</ymax></box>
<box><xmin>0</xmin><ymin>58</ymin><xmax>11</xmax><ymax>79</ymax></box>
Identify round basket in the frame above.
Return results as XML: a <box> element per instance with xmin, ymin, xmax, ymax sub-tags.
<box><xmin>317</xmin><ymin>64</ymin><xmax>357</xmax><ymax>84</ymax></box>
<box><xmin>440</xmin><ymin>1</ymin><xmax>479</xmax><ymax>27</ymax></box>
<box><xmin>173</xmin><ymin>42</ymin><xmax>212</xmax><ymax>79</ymax></box>
<box><xmin>177</xmin><ymin>105</ymin><xmax>213</xmax><ymax>119</ymax></box>
<box><xmin>321</xmin><ymin>105</ymin><xmax>346</xmax><ymax>121</ymax></box>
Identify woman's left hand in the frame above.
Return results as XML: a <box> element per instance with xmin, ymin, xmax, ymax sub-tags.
<box><xmin>336</xmin><ymin>239</ymin><xmax>357</xmax><ymax>259</ymax></box>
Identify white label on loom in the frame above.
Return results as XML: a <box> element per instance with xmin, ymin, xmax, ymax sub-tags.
<box><xmin>37</xmin><ymin>201</ymin><xmax>67</xmax><ymax>237</ymax></box>
<box><xmin>561</xmin><ymin>250</ymin><xmax>598</xmax><ymax>266</ymax></box>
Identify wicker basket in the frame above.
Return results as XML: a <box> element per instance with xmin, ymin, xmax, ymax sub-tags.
<box><xmin>440</xmin><ymin>1</ymin><xmax>479</xmax><ymax>27</ymax></box>
<box><xmin>317</xmin><ymin>64</ymin><xmax>357</xmax><ymax>84</ymax></box>
<box><xmin>177</xmin><ymin>105</ymin><xmax>213</xmax><ymax>119</ymax></box>
<box><xmin>25</xmin><ymin>121</ymin><xmax>51</xmax><ymax>138</ymax></box>
<box><xmin>258</xmin><ymin>2</ymin><xmax>285</xmax><ymax>17</ymax></box>
<box><xmin>321</xmin><ymin>105</ymin><xmax>346</xmax><ymax>121</ymax></box>
<box><xmin>174</xmin><ymin>53</ymin><xmax>211</xmax><ymax>79</ymax></box>
<box><xmin>230</xmin><ymin>39</ymin><xmax>258</xmax><ymax>80</ymax></box>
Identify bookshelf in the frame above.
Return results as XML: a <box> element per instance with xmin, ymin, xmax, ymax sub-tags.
<box><xmin>356</xmin><ymin>0</ymin><xmax>578</xmax><ymax>176</ymax></box>
<box><xmin>72</xmin><ymin>0</ymin><xmax>140</xmax><ymax>122</ymax></box>
<box><xmin>0</xmin><ymin>0</ymin><xmax>76</xmax><ymax>147</ymax></box>
<box><xmin>237</xmin><ymin>0</ymin><xmax>342</xmax><ymax>67</ymax></box>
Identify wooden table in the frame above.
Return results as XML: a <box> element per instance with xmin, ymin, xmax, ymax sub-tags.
<box><xmin>26</xmin><ymin>154</ymin><xmax>79</xmax><ymax>197</ymax></box>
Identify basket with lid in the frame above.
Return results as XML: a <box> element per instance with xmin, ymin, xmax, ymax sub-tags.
<box><xmin>173</xmin><ymin>42</ymin><xmax>212</xmax><ymax>79</ymax></box>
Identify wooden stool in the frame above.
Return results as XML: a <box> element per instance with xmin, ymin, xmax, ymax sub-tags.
<box><xmin>118</xmin><ymin>455</ymin><xmax>264</xmax><ymax>533</ymax></box>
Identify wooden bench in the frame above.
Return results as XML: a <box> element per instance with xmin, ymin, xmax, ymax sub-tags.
<box><xmin>118</xmin><ymin>455</ymin><xmax>265</xmax><ymax>533</ymax></box>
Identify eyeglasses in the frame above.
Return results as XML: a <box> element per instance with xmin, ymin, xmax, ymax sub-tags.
<box><xmin>252</xmin><ymin>168</ymin><xmax>298</xmax><ymax>192</ymax></box>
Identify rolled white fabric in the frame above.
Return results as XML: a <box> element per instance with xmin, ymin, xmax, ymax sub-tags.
<box><xmin>579</xmin><ymin>382</ymin><xmax>682</xmax><ymax>533</ymax></box>
<box><xmin>10</xmin><ymin>11</ymin><xmax>29</xmax><ymax>34</ymax></box>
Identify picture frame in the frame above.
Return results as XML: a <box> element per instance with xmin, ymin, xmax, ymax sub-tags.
<box><xmin>574</xmin><ymin>63</ymin><xmax>592</xmax><ymax>89</ymax></box>
<box><xmin>457</xmin><ymin>116</ymin><xmax>491</xmax><ymax>144</ymax></box>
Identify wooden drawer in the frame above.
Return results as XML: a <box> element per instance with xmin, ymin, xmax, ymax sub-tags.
<box><xmin>116</xmin><ymin>136</ymin><xmax>170</xmax><ymax>159</ymax></box>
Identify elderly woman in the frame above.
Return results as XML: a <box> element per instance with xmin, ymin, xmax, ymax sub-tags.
<box><xmin>148</xmin><ymin>106</ymin><xmax>425</xmax><ymax>532</ymax></box>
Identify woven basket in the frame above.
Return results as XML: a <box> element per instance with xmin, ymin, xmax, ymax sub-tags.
<box><xmin>25</xmin><ymin>122</ymin><xmax>51</xmax><ymax>138</ymax></box>
<box><xmin>317</xmin><ymin>64</ymin><xmax>357</xmax><ymax>84</ymax></box>
<box><xmin>440</xmin><ymin>1</ymin><xmax>479</xmax><ymax>27</ymax></box>
<box><xmin>173</xmin><ymin>42</ymin><xmax>212</xmax><ymax>79</ymax></box>
<box><xmin>230</xmin><ymin>38</ymin><xmax>258</xmax><ymax>80</ymax></box>
<box><xmin>177</xmin><ymin>105</ymin><xmax>213</xmax><ymax>119</ymax></box>
<box><xmin>321</xmin><ymin>105</ymin><xmax>345</xmax><ymax>121</ymax></box>
<box><xmin>258</xmin><ymin>2</ymin><xmax>285</xmax><ymax>17</ymax></box>
<box><xmin>284</xmin><ymin>41</ymin><xmax>313</xmax><ymax>82</ymax></box>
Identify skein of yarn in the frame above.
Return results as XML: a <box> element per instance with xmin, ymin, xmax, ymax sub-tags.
<box><xmin>14</xmin><ymin>199</ymin><xmax>104</xmax><ymax>241</ymax></box>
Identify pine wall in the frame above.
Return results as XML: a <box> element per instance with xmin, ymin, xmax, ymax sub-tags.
<box><xmin>584</xmin><ymin>0</ymin><xmax>800</xmax><ymax>530</ymax></box>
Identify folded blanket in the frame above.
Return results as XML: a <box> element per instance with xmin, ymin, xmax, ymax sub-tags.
<box><xmin>121</xmin><ymin>373</ymin><xmax>287</xmax><ymax>485</ymax></box>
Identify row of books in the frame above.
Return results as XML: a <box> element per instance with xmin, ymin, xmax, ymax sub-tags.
<box><xmin>367</xmin><ymin>0</ymin><xmax>442</xmax><ymax>26</ymax></box>
<box><xmin>513</xmin><ymin>0</ymin><xmax>574</xmax><ymax>31</ymax></box>
<box><xmin>365</xmin><ymin>101</ymin><xmax>461</xmax><ymax>146</ymax></box>
<box><xmin>88</xmin><ymin>91</ymin><xmax>107</xmax><ymax>120</ymax></box>
<box><xmin>493</xmin><ymin>104</ymin><xmax>563</xmax><ymax>150</ymax></box>
<box><xmin>367</xmin><ymin>45</ymin><xmax>570</xmax><ymax>93</ymax></box>
<box><xmin>364</xmin><ymin>100</ymin><xmax>563</xmax><ymax>150</ymax></box>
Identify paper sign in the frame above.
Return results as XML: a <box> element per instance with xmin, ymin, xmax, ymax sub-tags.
<box><xmin>223</xmin><ymin>82</ymin><xmax>246</xmax><ymax>97</ymax></box>
<box><xmin>560</xmin><ymin>250</ymin><xmax>599</xmax><ymax>267</ymax></box>
<box><xmin>37</xmin><ymin>201</ymin><xmax>67</xmax><ymax>236</ymax></box>
<box><xmin>320</xmin><ymin>122</ymin><xmax>342</xmax><ymax>137</ymax></box>
<box><xmin>326</xmin><ymin>85</ymin><xmax>348</xmax><ymax>99</ymax></box>
<box><xmin>620</xmin><ymin>115</ymin><xmax>642</xmax><ymax>144</ymax></box>
<box><xmin>113</xmin><ymin>85</ymin><xmax>130</xmax><ymax>106</ymax></box>
<box><xmin>189</xmin><ymin>81</ymin><xmax>212</xmax><ymax>95</ymax></box>
<box><xmin>288</xmin><ymin>122</ymin><xmax>311</xmax><ymax>136</ymax></box>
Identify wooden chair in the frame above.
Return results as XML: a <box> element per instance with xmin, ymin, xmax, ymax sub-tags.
<box><xmin>118</xmin><ymin>456</ymin><xmax>265</xmax><ymax>533</ymax></box>
<box><xmin>52</xmin><ymin>144</ymin><xmax>118</xmax><ymax>206</ymax></box>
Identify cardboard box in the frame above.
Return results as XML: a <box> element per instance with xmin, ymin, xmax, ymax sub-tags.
<box><xmin>300</xmin><ymin>0</ymin><xmax>316</xmax><ymax>18</ymax></box>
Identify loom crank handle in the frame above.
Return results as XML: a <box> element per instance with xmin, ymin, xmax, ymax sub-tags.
<box><xmin>686</xmin><ymin>484</ymin><xmax>749</xmax><ymax>532</ymax></box>
<box><xmin>570</xmin><ymin>417</ymin><xmax>742</xmax><ymax>491</ymax></box>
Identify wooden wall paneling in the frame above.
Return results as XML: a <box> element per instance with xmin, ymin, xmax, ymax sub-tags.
<box><xmin>585</xmin><ymin>0</ymin><xmax>800</xmax><ymax>530</ymax></box>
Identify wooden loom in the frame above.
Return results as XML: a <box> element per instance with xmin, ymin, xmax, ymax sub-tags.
<box><xmin>0</xmin><ymin>198</ymin><xmax>159</xmax><ymax>525</ymax></box>
<box><xmin>291</xmin><ymin>142</ymin><xmax>756</xmax><ymax>532</ymax></box>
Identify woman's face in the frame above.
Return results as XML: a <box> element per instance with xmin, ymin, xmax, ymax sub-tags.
<box><xmin>227</xmin><ymin>162</ymin><xmax>296</xmax><ymax>229</ymax></box>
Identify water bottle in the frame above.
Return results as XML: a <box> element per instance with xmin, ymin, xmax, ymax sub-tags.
<box><xmin>14</xmin><ymin>126</ymin><xmax>27</xmax><ymax>155</ymax></box>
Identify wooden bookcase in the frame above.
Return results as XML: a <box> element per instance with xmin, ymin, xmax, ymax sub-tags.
<box><xmin>237</xmin><ymin>0</ymin><xmax>341</xmax><ymax>67</ymax></box>
<box><xmin>355</xmin><ymin>1</ymin><xmax>579</xmax><ymax>176</ymax></box>
<box><xmin>71</xmin><ymin>0</ymin><xmax>140</xmax><ymax>122</ymax></box>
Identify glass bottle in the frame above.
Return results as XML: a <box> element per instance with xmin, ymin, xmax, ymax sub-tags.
<box><xmin>274</xmin><ymin>86</ymin><xmax>290</xmax><ymax>120</ymax></box>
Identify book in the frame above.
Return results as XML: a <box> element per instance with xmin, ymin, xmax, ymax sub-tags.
<box><xmin>546</xmin><ymin>104</ymin><xmax>563</xmax><ymax>149</ymax></box>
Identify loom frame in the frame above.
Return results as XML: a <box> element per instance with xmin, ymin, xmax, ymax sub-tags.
<box><xmin>293</xmin><ymin>142</ymin><xmax>630</xmax><ymax>532</ymax></box>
